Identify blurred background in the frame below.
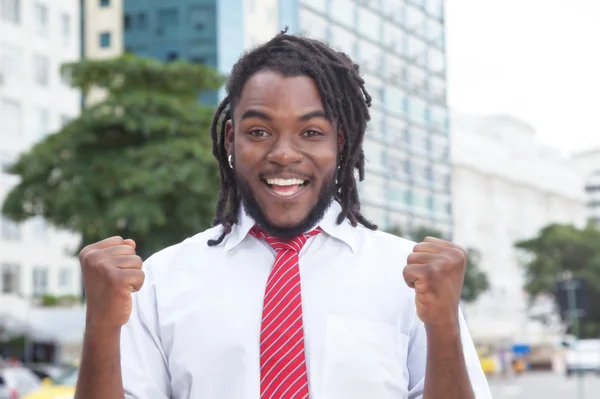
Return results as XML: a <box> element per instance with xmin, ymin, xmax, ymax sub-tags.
<box><xmin>1</xmin><ymin>0</ymin><xmax>600</xmax><ymax>398</ymax></box>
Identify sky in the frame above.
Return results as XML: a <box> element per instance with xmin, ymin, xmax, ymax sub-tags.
<box><xmin>445</xmin><ymin>0</ymin><xmax>600</xmax><ymax>154</ymax></box>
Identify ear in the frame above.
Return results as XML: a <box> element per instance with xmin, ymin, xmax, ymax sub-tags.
<box><xmin>337</xmin><ymin>131</ymin><xmax>345</xmax><ymax>154</ymax></box>
<box><xmin>225</xmin><ymin>119</ymin><xmax>234</xmax><ymax>156</ymax></box>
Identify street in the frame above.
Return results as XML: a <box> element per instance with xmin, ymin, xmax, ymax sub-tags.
<box><xmin>489</xmin><ymin>372</ymin><xmax>600</xmax><ymax>398</ymax></box>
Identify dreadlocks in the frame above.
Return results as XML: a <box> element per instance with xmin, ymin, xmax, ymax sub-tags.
<box><xmin>207</xmin><ymin>29</ymin><xmax>378</xmax><ymax>246</ymax></box>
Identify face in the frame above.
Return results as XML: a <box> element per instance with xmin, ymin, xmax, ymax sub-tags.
<box><xmin>225</xmin><ymin>70</ymin><xmax>344</xmax><ymax>239</ymax></box>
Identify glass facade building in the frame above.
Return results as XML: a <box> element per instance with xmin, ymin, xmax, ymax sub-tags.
<box><xmin>122</xmin><ymin>0</ymin><xmax>248</xmax><ymax>104</ymax></box>
<box><xmin>280</xmin><ymin>0</ymin><xmax>452</xmax><ymax>237</ymax></box>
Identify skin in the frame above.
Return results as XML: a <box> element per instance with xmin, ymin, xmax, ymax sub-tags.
<box><xmin>225</xmin><ymin>70</ymin><xmax>344</xmax><ymax>232</ymax></box>
<box><xmin>74</xmin><ymin>70</ymin><xmax>475</xmax><ymax>398</ymax></box>
<box><xmin>75</xmin><ymin>237</ymin><xmax>142</xmax><ymax>399</ymax></box>
<box><xmin>404</xmin><ymin>237</ymin><xmax>476</xmax><ymax>399</ymax></box>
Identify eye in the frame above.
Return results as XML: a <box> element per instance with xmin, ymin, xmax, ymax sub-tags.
<box><xmin>248</xmin><ymin>129</ymin><xmax>269</xmax><ymax>137</ymax></box>
<box><xmin>302</xmin><ymin>130</ymin><xmax>323</xmax><ymax>138</ymax></box>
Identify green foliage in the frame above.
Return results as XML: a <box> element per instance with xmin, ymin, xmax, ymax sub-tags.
<box><xmin>1</xmin><ymin>54</ymin><xmax>226</xmax><ymax>259</ymax></box>
<box><xmin>516</xmin><ymin>222</ymin><xmax>600</xmax><ymax>338</ymax></box>
<box><xmin>385</xmin><ymin>225</ymin><xmax>489</xmax><ymax>303</ymax></box>
<box><xmin>40</xmin><ymin>294</ymin><xmax>80</xmax><ymax>307</ymax></box>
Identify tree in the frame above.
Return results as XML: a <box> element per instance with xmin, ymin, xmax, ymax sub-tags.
<box><xmin>516</xmin><ymin>222</ymin><xmax>600</xmax><ymax>338</ymax></box>
<box><xmin>1</xmin><ymin>55</ymin><xmax>225</xmax><ymax>260</ymax></box>
<box><xmin>385</xmin><ymin>225</ymin><xmax>489</xmax><ymax>303</ymax></box>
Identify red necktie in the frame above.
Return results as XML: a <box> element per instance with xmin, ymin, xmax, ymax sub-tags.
<box><xmin>250</xmin><ymin>226</ymin><xmax>322</xmax><ymax>399</ymax></box>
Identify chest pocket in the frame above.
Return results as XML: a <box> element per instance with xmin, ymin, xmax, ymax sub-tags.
<box><xmin>320</xmin><ymin>314</ymin><xmax>410</xmax><ymax>399</ymax></box>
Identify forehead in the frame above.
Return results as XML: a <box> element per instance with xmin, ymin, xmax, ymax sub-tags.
<box><xmin>234</xmin><ymin>70</ymin><xmax>325</xmax><ymax>118</ymax></box>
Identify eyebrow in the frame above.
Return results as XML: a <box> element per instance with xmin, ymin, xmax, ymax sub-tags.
<box><xmin>240</xmin><ymin>109</ymin><xmax>329</xmax><ymax>122</ymax></box>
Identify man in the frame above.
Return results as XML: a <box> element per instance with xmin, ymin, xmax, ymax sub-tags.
<box><xmin>75</xmin><ymin>31</ymin><xmax>491</xmax><ymax>399</ymax></box>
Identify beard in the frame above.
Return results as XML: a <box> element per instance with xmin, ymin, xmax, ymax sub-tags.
<box><xmin>236</xmin><ymin>173</ymin><xmax>337</xmax><ymax>241</ymax></box>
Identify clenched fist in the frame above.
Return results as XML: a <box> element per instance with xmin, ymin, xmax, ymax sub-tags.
<box><xmin>79</xmin><ymin>236</ymin><xmax>144</xmax><ymax>330</ymax></box>
<box><xmin>403</xmin><ymin>236</ymin><xmax>467</xmax><ymax>329</ymax></box>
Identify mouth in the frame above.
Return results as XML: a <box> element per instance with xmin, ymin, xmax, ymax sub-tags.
<box><xmin>262</xmin><ymin>177</ymin><xmax>309</xmax><ymax>198</ymax></box>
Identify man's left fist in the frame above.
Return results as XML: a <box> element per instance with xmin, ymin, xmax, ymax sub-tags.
<box><xmin>403</xmin><ymin>236</ymin><xmax>467</xmax><ymax>329</ymax></box>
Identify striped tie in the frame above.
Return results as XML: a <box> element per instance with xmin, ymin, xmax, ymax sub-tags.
<box><xmin>250</xmin><ymin>226</ymin><xmax>322</xmax><ymax>399</ymax></box>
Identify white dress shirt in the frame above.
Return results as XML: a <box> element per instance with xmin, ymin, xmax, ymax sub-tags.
<box><xmin>121</xmin><ymin>202</ymin><xmax>492</xmax><ymax>399</ymax></box>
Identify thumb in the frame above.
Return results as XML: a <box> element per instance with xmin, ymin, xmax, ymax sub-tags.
<box><xmin>124</xmin><ymin>239</ymin><xmax>136</xmax><ymax>249</ymax></box>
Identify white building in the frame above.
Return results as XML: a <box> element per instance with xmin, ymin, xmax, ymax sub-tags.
<box><xmin>451</xmin><ymin>113</ymin><xmax>587</xmax><ymax>345</ymax></box>
<box><xmin>81</xmin><ymin>0</ymin><xmax>124</xmax><ymax>105</ymax></box>
<box><xmin>0</xmin><ymin>0</ymin><xmax>82</xmax><ymax>298</ymax></box>
<box><xmin>572</xmin><ymin>149</ymin><xmax>600</xmax><ymax>225</ymax></box>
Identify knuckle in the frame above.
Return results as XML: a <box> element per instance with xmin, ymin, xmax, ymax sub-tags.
<box><xmin>406</xmin><ymin>253</ymin><xmax>419</xmax><ymax>264</ymax></box>
<box><xmin>449</xmin><ymin>247</ymin><xmax>467</xmax><ymax>262</ymax></box>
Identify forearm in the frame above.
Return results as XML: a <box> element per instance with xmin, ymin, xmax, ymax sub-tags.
<box><xmin>423</xmin><ymin>324</ymin><xmax>475</xmax><ymax>399</ymax></box>
<box><xmin>75</xmin><ymin>326</ymin><xmax>125</xmax><ymax>399</ymax></box>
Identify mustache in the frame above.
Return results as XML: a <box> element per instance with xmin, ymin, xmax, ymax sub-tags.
<box><xmin>258</xmin><ymin>168</ymin><xmax>313</xmax><ymax>180</ymax></box>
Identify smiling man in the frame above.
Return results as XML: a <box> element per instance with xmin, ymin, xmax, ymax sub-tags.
<box><xmin>74</xmin><ymin>32</ymin><xmax>492</xmax><ymax>399</ymax></box>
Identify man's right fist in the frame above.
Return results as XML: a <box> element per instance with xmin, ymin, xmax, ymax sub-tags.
<box><xmin>79</xmin><ymin>236</ymin><xmax>144</xmax><ymax>330</ymax></box>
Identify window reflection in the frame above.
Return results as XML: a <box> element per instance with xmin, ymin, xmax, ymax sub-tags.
<box><xmin>407</xmin><ymin>35</ymin><xmax>427</xmax><ymax>66</ymax></box>
<box><xmin>357</xmin><ymin>6</ymin><xmax>380</xmax><ymax>41</ymax></box>
<box><xmin>382</xmin><ymin>22</ymin><xmax>405</xmax><ymax>53</ymax></box>
<box><xmin>427</xmin><ymin>47</ymin><xmax>445</xmax><ymax>73</ymax></box>
<box><xmin>359</xmin><ymin>41</ymin><xmax>381</xmax><ymax>73</ymax></box>
<box><xmin>382</xmin><ymin>0</ymin><xmax>404</xmax><ymax>24</ymax></box>
<box><xmin>301</xmin><ymin>0</ymin><xmax>327</xmax><ymax>13</ymax></box>
<box><xmin>405</xmin><ymin>5</ymin><xmax>426</xmax><ymax>37</ymax></box>
<box><xmin>330</xmin><ymin>0</ymin><xmax>355</xmax><ymax>27</ymax></box>
<box><xmin>329</xmin><ymin>25</ymin><xmax>355</xmax><ymax>58</ymax></box>
<box><xmin>298</xmin><ymin>9</ymin><xmax>328</xmax><ymax>41</ymax></box>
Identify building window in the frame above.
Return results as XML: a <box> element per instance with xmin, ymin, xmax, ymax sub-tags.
<box><xmin>32</xmin><ymin>266</ymin><xmax>48</xmax><ymax>296</ymax></box>
<box><xmin>60</xmin><ymin>114</ymin><xmax>71</xmax><ymax>127</ymax></box>
<box><xmin>0</xmin><ymin>44</ymin><xmax>22</xmax><ymax>82</ymax></box>
<box><xmin>1</xmin><ymin>0</ymin><xmax>20</xmax><ymax>24</ymax></box>
<box><xmin>157</xmin><ymin>8</ymin><xmax>178</xmax><ymax>32</ymax></box>
<box><xmin>1</xmin><ymin>216</ymin><xmax>21</xmax><ymax>241</ymax></box>
<box><xmin>404</xmin><ymin>159</ymin><xmax>412</xmax><ymax>176</ymax></box>
<box><xmin>137</xmin><ymin>12</ymin><xmax>147</xmax><ymax>29</ymax></box>
<box><xmin>35</xmin><ymin>107</ymin><xmax>49</xmax><ymax>138</ymax></box>
<box><xmin>61</xmin><ymin>13</ymin><xmax>70</xmax><ymax>43</ymax></box>
<box><xmin>166</xmin><ymin>51</ymin><xmax>178</xmax><ymax>61</ymax></box>
<box><xmin>1</xmin><ymin>263</ymin><xmax>20</xmax><ymax>294</ymax></box>
<box><xmin>30</xmin><ymin>216</ymin><xmax>46</xmax><ymax>239</ymax></box>
<box><xmin>33</xmin><ymin>54</ymin><xmax>49</xmax><ymax>86</ymax></box>
<box><xmin>427</xmin><ymin>196</ymin><xmax>434</xmax><ymax>212</ymax></box>
<box><xmin>59</xmin><ymin>268</ymin><xmax>72</xmax><ymax>289</ymax></box>
<box><xmin>61</xmin><ymin>68</ymin><xmax>72</xmax><ymax>86</ymax></box>
<box><xmin>0</xmin><ymin>152</ymin><xmax>15</xmax><ymax>173</ymax></box>
<box><xmin>99</xmin><ymin>32</ymin><xmax>111</xmax><ymax>48</ymax></box>
<box><xmin>33</xmin><ymin>3</ymin><xmax>48</xmax><ymax>35</ymax></box>
<box><xmin>100</xmin><ymin>0</ymin><xmax>110</xmax><ymax>7</ymax></box>
<box><xmin>124</xmin><ymin>14</ymin><xmax>131</xmax><ymax>30</ymax></box>
<box><xmin>0</xmin><ymin>98</ymin><xmax>21</xmax><ymax>135</ymax></box>
<box><xmin>425</xmin><ymin>166</ymin><xmax>433</xmax><ymax>181</ymax></box>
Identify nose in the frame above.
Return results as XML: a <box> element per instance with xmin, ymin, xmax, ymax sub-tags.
<box><xmin>266</xmin><ymin>134</ymin><xmax>303</xmax><ymax>166</ymax></box>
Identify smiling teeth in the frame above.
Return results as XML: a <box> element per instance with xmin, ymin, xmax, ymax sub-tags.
<box><xmin>265</xmin><ymin>178</ymin><xmax>306</xmax><ymax>186</ymax></box>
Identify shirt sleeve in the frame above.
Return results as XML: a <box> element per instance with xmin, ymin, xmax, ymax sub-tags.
<box><xmin>406</xmin><ymin>308</ymin><xmax>493</xmax><ymax>399</ymax></box>
<box><xmin>120</xmin><ymin>262</ymin><xmax>171</xmax><ymax>399</ymax></box>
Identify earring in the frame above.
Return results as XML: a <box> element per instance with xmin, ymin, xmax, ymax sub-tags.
<box><xmin>228</xmin><ymin>154</ymin><xmax>233</xmax><ymax>169</ymax></box>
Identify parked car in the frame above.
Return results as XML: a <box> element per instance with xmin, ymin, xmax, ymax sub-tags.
<box><xmin>0</xmin><ymin>365</ymin><xmax>41</xmax><ymax>399</ymax></box>
<box><xmin>565</xmin><ymin>339</ymin><xmax>600</xmax><ymax>376</ymax></box>
<box><xmin>23</xmin><ymin>367</ymin><xmax>77</xmax><ymax>399</ymax></box>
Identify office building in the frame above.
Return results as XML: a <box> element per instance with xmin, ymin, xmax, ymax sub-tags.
<box><xmin>0</xmin><ymin>0</ymin><xmax>82</xmax><ymax>297</ymax></box>
<box><xmin>80</xmin><ymin>0</ymin><xmax>125</xmax><ymax>104</ymax></box>
<box><xmin>122</xmin><ymin>0</ymin><xmax>280</xmax><ymax>104</ymax></box>
<box><xmin>452</xmin><ymin>113</ymin><xmax>587</xmax><ymax>344</ymax></box>
<box><xmin>572</xmin><ymin>149</ymin><xmax>600</xmax><ymax>225</ymax></box>
<box><xmin>280</xmin><ymin>0</ymin><xmax>452</xmax><ymax>237</ymax></box>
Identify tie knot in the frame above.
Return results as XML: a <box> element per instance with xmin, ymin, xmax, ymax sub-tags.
<box><xmin>250</xmin><ymin>226</ymin><xmax>322</xmax><ymax>253</ymax></box>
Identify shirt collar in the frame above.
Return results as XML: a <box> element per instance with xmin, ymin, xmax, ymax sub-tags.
<box><xmin>222</xmin><ymin>201</ymin><xmax>358</xmax><ymax>253</ymax></box>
